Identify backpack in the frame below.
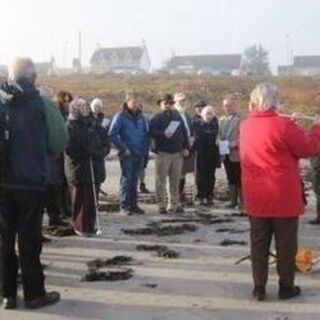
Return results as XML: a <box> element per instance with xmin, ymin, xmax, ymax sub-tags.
<box><xmin>0</xmin><ymin>82</ymin><xmax>23</xmax><ymax>183</ymax></box>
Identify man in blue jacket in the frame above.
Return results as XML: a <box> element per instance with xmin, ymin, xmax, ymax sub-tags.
<box><xmin>0</xmin><ymin>58</ymin><xmax>60</xmax><ymax>310</ymax></box>
<box><xmin>150</xmin><ymin>94</ymin><xmax>189</xmax><ymax>214</ymax></box>
<box><xmin>109</xmin><ymin>92</ymin><xmax>149</xmax><ymax>216</ymax></box>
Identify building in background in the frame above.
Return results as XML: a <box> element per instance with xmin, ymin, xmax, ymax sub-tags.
<box><xmin>90</xmin><ymin>44</ymin><xmax>151</xmax><ymax>74</ymax></box>
<box><xmin>278</xmin><ymin>55</ymin><xmax>320</xmax><ymax>76</ymax></box>
<box><xmin>35</xmin><ymin>57</ymin><xmax>58</xmax><ymax>76</ymax></box>
<box><xmin>165</xmin><ymin>54</ymin><xmax>242</xmax><ymax>75</ymax></box>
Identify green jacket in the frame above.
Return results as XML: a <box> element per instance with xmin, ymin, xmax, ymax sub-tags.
<box><xmin>42</xmin><ymin>97</ymin><xmax>69</xmax><ymax>154</ymax></box>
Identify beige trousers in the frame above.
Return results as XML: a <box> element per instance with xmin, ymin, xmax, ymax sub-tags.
<box><xmin>155</xmin><ymin>152</ymin><xmax>183</xmax><ymax>210</ymax></box>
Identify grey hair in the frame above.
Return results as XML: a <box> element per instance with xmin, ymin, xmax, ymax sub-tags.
<box><xmin>9</xmin><ymin>57</ymin><xmax>37</xmax><ymax>82</ymax></box>
<box><xmin>249</xmin><ymin>83</ymin><xmax>280</xmax><ymax>112</ymax></box>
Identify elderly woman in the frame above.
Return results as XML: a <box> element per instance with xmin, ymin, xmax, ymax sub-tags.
<box><xmin>65</xmin><ymin>98</ymin><xmax>108</xmax><ymax>236</ymax></box>
<box><xmin>90</xmin><ymin>98</ymin><xmax>111</xmax><ymax>129</ymax></box>
<box><xmin>193</xmin><ymin>106</ymin><xmax>220</xmax><ymax>206</ymax></box>
<box><xmin>240</xmin><ymin>83</ymin><xmax>320</xmax><ymax>301</ymax></box>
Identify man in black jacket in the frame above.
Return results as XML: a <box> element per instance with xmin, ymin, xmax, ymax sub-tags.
<box><xmin>150</xmin><ymin>94</ymin><xmax>189</xmax><ymax>214</ymax></box>
<box><xmin>0</xmin><ymin>58</ymin><xmax>60</xmax><ymax>310</ymax></box>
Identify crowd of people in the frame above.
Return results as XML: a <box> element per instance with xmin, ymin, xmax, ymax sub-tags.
<box><xmin>1</xmin><ymin>57</ymin><xmax>320</xmax><ymax>309</ymax></box>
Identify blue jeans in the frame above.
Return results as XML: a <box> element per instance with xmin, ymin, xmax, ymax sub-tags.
<box><xmin>119</xmin><ymin>155</ymin><xmax>144</xmax><ymax>210</ymax></box>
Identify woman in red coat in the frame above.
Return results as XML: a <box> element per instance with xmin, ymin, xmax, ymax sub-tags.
<box><xmin>240</xmin><ymin>83</ymin><xmax>320</xmax><ymax>301</ymax></box>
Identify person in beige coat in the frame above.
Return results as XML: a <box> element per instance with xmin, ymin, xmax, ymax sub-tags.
<box><xmin>219</xmin><ymin>96</ymin><xmax>243</xmax><ymax>210</ymax></box>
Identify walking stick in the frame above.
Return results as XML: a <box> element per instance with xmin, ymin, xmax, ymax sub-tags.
<box><xmin>89</xmin><ymin>157</ymin><xmax>103</xmax><ymax>235</ymax></box>
<box><xmin>235</xmin><ymin>251</ymin><xmax>277</xmax><ymax>265</ymax></box>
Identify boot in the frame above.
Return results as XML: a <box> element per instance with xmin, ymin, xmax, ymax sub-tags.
<box><xmin>139</xmin><ymin>182</ymin><xmax>150</xmax><ymax>194</ymax></box>
<box><xmin>252</xmin><ymin>286</ymin><xmax>266</xmax><ymax>301</ymax></box>
<box><xmin>278</xmin><ymin>286</ymin><xmax>301</xmax><ymax>300</ymax></box>
<box><xmin>225</xmin><ymin>185</ymin><xmax>238</xmax><ymax>209</ymax></box>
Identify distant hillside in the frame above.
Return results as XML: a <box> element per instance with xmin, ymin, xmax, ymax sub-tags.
<box><xmin>39</xmin><ymin>74</ymin><xmax>320</xmax><ymax>117</ymax></box>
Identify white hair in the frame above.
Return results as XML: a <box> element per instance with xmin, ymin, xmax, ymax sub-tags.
<box><xmin>9</xmin><ymin>57</ymin><xmax>37</xmax><ymax>82</ymax></box>
<box><xmin>201</xmin><ymin>105</ymin><xmax>216</xmax><ymax>119</ymax></box>
<box><xmin>249</xmin><ymin>83</ymin><xmax>280</xmax><ymax>112</ymax></box>
<box><xmin>90</xmin><ymin>98</ymin><xmax>104</xmax><ymax>113</ymax></box>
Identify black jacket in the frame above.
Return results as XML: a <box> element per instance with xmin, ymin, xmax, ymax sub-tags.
<box><xmin>65</xmin><ymin>117</ymin><xmax>109</xmax><ymax>186</ymax></box>
<box><xmin>193</xmin><ymin>118</ymin><xmax>220</xmax><ymax>165</ymax></box>
<box><xmin>150</xmin><ymin>109</ymin><xmax>189</xmax><ymax>154</ymax></box>
<box><xmin>0</xmin><ymin>79</ymin><xmax>49</xmax><ymax>190</ymax></box>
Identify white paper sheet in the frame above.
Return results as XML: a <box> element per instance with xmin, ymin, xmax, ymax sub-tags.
<box><xmin>165</xmin><ymin>121</ymin><xmax>180</xmax><ymax>138</ymax></box>
<box><xmin>219</xmin><ymin>140</ymin><xmax>230</xmax><ymax>155</ymax></box>
<box><xmin>101</xmin><ymin>118</ymin><xmax>111</xmax><ymax>129</ymax></box>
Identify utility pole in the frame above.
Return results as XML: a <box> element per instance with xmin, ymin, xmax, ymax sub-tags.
<box><xmin>286</xmin><ymin>33</ymin><xmax>290</xmax><ymax>66</ymax></box>
<box><xmin>78</xmin><ymin>30</ymin><xmax>82</xmax><ymax>73</ymax></box>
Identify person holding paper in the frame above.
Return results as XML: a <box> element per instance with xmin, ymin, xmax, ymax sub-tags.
<box><xmin>219</xmin><ymin>96</ymin><xmax>242</xmax><ymax>210</ymax></box>
<box><xmin>150</xmin><ymin>94</ymin><xmax>189</xmax><ymax>214</ymax></box>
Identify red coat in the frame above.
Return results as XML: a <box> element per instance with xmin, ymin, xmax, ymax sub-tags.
<box><xmin>240</xmin><ymin>111</ymin><xmax>320</xmax><ymax>218</ymax></box>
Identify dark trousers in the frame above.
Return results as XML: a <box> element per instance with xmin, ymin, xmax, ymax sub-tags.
<box><xmin>223</xmin><ymin>156</ymin><xmax>241</xmax><ymax>187</ymax></box>
<box><xmin>61</xmin><ymin>179</ymin><xmax>72</xmax><ymax>218</ymax></box>
<box><xmin>45</xmin><ymin>185</ymin><xmax>62</xmax><ymax>226</ymax></box>
<box><xmin>119</xmin><ymin>155</ymin><xmax>143</xmax><ymax>210</ymax></box>
<box><xmin>0</xmin><ymin>190</ymin><xmax>45</xmax><ymax>301</ymax></box>
<box><xmin>196</xmin><ymin>153</ymin><xmax>217</xmax><ymax>200</ymax></box>
<box><xmin>250</xmin><ymin>217</ymin><xmax>298</xmax><ymax>288</ymax></box>
<box><xmin>72</xmin><ymin>184</ymin><xmax>98</xmax><ymax>234</ymax></box>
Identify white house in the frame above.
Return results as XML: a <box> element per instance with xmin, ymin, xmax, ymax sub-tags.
<box><xmin>166</xmin><ymin>54</ymin><xmax>242</xmax><ymax>76</ymax></box>
<box><xmin>90</xmin><ymin>45</ymin><xmax>151</xmax><ymax>74</ymax></box>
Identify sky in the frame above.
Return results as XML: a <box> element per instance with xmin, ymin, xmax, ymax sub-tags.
<box><xmin>0</xmin><ymin>0</ymin><xmax>320</xmax><ymax>72</ymax></box>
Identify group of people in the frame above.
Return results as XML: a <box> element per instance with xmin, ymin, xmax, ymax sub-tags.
<box><xmin>1</xmin><ymin>57</ymin><xmax>320</xmax><ymax>310</ymax></box>
<box><xmin>110</xmin><ymin>91</ymin><xmax>242</xmax><ymax>216</ymax></box>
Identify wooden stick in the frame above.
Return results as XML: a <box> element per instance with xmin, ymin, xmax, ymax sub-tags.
<box><xmin>279</xmin><ymin>113</ymin><xmax>315</xmax><ymax>121</ymax></box>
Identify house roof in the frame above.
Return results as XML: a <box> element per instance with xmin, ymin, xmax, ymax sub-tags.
<box><xmin>167</xmin><ymin>54</ymin><xmax>242</xmax><ymax>70</ymax></box>
<box><xmin>91</xmin><ymin>46</ymin><xmax>144</xmax><ymax>64</ymax></box>
<box><xmin>294</xmin><ymin>55</ymin><xmax>320</xmax><ymax>68</ymax></box>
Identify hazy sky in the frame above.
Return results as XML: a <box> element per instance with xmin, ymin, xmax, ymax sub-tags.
<box><xmin>0</xmin><ymin>0</ymin><xmax>319</xmax><ymax>71</ymax></box>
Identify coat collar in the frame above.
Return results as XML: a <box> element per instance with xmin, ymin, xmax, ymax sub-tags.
<box><xmin>249</xmin><ymin>110</ymin><xmax>278</xmax><ymax>118</ymax></box>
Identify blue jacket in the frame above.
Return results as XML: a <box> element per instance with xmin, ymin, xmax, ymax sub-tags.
<box><xmin>109</xmin><ymin>105</ymin><xmax>149</xmax><ymax>157</ymax></box>
<box><xmin>150</xmin><ymin>109</ymin><xmax>189</xmax><ymax>154</ymax></box>
<box><xmin>0</xmin><ymin>79</ymin><xmax>49</xmax><ymax>190</ymax></box>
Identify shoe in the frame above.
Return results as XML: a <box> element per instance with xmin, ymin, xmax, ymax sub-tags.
<box><xmin>206</xmin><ymin>198</ymin><xmax>214</xmax><ymax>206</ymax></box>
<box><xmin>25</xmin><ymin>291</ymin><xmax>60</xmax><ymax>309</ymax></box>
<box><xmin>1</xmin><ymin>297</ymin><xmax>17</xmax><ymax>310</ymax></box>
<box><xmin>42</xmin><ymin>235</ymin><xmax>52</xmax><ymax>243</ymax></box>
<box><xmin>158</xmin><ymin>207</ymin><xmax>167</xmax><ymax>214</ymax></box>
<box><xmin>308</xmin><ymin>219</ymin><xmax>320</xmax><ymax>225</ymax></box>
<box><xmin>278</xmin><ymin>286</ymin><xmax>301</xmax><ymax>300</ymax></box>
<box><xmin>139</xmin><ymin>183</ymin><xmax>150</xmax><ymax>194</ymax></box>
<box><xmin>131</xmin><ymin>206</ymin><xmax>145</xmax><ymax>215</ymax></box>
<box><xmin>119</xmin><ymin>208</ymin><xmax>132</xmax><ymax>216</ymax></box>
<box><xmin>174</xmin><ymin>206</ymin><xmax>184</xmax><ymax>214</ymax></box>
<box><xmin>252</xmin><ymin>286</ymin><xmax>266</xmax><ymax>301</ymax></box>
<box><xmin>74</xmin><ymin>229</ymin><xmax>84</xmax><ymax>237</ymax></box>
